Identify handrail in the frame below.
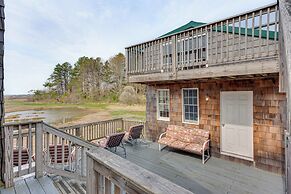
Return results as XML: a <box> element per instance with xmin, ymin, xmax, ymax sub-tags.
<box><xmin>60</xmin><ymin>118</ymin><xmax>123</xmax><ymax>130</ymax></box>
<box><xmin>43</xmin><ymin>123</ymin><xmax>100</xmax><ymax>149</ymax></box>
<box><xmin>87</xmin><ymin>149</ymin><xmax>193</xmax><ymax>194</ymax></box>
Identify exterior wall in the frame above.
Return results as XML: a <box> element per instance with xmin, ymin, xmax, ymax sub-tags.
<box><xmin>146</xmin><ymin>75</ymin><xmax>286</xmax><ymax>173</ymax></box>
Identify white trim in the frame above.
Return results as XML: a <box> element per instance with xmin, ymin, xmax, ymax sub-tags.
<box><xmin>221</xmin><ymin>151</ymin><xmax>254</xmax><ymax>162</ymax></box>
<box><xmin>181</xmin><ymin>88</ymin><xmax>199</xmax><ymax>124</ymax></box>
<box><xmin>157</xmin><ymin>89</ymin><xmax>170</xmax><ymax>121</ymax></box>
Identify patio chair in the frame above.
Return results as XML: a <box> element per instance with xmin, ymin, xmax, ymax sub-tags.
<box><xmin>124</xmin><ymin>125</ymin><xmax>144</xmax><ymax>145</ymax></box>
<box><xmin>47</xmin><ymin>144</ymin><xmax>74</xmax><ymax>164</ymax></box>
<box><xmin>92</xmin><ymin>132</ymin><xmax>126</xmax><ymax>157</ymax></box>
<box><xmin>13</xmin><ymin>148</ymin><xmax>29</xmax><ymax>167</ymax></box>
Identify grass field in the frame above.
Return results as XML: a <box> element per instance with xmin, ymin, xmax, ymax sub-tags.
<box><xmin>5</xmin><ymin>98</ymin><xmax>146</xmax><ymax>126</ymax></box>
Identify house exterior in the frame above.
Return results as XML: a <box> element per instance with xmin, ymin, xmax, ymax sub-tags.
<box><xmin>125</xmin><ymin>3</ymin><xmax>287</xmax><ymax>174</ymax></box>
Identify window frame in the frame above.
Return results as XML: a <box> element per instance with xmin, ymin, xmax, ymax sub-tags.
<box><xmin>157</xmin><ymin>89</ymin><xmax>170</xmax><ymax>121</ymax></box>
<box><xmin>181</xmin><ymin>88</ymin><xmax>199</xmax><ymax>124</ymax></box>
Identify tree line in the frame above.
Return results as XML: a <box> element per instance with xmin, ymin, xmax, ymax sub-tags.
<box><xmin>31</xmin><ymin>53</ymin><xmax>145</xmax><ymax>103</ymax></box>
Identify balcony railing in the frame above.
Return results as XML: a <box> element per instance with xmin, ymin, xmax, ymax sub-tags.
<box><xmin>3</xmin><ymin>119</ymin><xmax>146</xmax><ymax>187</ymax></box>
<box><xmin>125</xmin><ymin>3</ymin><xmax>279</xmax><ymax>77</ymax></box>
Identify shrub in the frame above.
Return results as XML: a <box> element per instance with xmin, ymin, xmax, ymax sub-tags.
<box><xmin>119</xmin><ymin>86</ymin><xmax>139</xmax><ymax>105</ymax></box>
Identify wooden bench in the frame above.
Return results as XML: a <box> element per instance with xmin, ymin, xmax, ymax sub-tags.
<box><xmin>158</xmin><ymin>125</ymin><xmax>210</xmax><ymax>164</ymax></box>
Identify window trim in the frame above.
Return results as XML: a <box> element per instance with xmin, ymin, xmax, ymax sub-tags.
<box><xmin>157</xmin><ymin>89</ymin><xmax>170</xmax><ymax>121</ymax></box>
<box><xmin>181</xmin><ymin>88</ymin><xmax>199</xmax><ymax>124</ymax></box>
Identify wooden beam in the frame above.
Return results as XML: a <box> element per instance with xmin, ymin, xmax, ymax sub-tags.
<box><xmin>128</xmin><ymin>57</ymin><xmax>278</xmax><ymax>83</ymax></box>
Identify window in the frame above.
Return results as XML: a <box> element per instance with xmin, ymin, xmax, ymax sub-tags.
<box><xmin>182</xmin><ymin>88</ymin><xmax>199</xmax><ymax>123</ymax></box>
<box><xmin>157</xmin><ymin>89</ymin><xmax>170</xmax><ymax>121</ymax></box>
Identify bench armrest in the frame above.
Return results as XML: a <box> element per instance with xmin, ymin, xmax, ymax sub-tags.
<box><xmin>159</xmin><ymin>132</ymin><xmax>167</xmax><ymax>140</ymax></box>
<box><xmin>203</xmin><ymin>139</ymin><xmax>210</xmax><ymax>151</ymax></box>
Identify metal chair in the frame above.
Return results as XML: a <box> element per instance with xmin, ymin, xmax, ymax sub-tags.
<box><xmin>93</xmin><ymin>132</ymin><xmax>126</xmax><ymax>157</ymax></box>
<box><xmin>125</xmin><ymin>125</ymin><xmax>144</xmax><ymax>145</ymax></box>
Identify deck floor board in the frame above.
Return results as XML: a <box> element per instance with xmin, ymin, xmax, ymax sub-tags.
<box><xmin>0</xmin><ymin>141</ymin><xmax>285</xmax><ymax>194</ymax></box>
<box><xmin>122</xmin><ymin>141</ymin><xmax>284</xmax><ymax>194</ymax></box>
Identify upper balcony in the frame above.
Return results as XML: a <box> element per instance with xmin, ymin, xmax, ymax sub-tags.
<box><xmin>125</xmin><ymin>3</ymin><xmax>279</xmax><ymax>83</ymax></box>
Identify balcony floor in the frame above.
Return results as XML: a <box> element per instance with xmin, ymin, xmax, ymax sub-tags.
<box><xmin>121</xmin><ymin>141</ymin><xmax>284</xmax><ymax>194</ymax></box>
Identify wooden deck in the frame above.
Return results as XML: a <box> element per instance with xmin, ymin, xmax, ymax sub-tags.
<box><xmin>121</xmin><ymin>141</ymin><xmax>284</xmax><ymax>194</ymax></box>
<box><xmin>0</xmin><ymin>141</ymin><xmax>284</xmax><ymax>194</ymax></box>
<box><xmin>0</xmin><ymin>174</ymin><xmax>59</xmax><ymax>194</ymax></box>
<box><xmin>0</xmin><ymin>174</ymin><xmax>86</xmax><ymax>194</ymax></box>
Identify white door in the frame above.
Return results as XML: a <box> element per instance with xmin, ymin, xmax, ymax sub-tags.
<box><xmin>221</xmin><ymin>91</ymin><xmax>253</xmax><ymax>161</ymax></box>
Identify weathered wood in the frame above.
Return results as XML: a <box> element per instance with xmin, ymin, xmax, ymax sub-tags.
<box><xmin>126</xmin><ymin>3</ymin><xmax>279</xmax><ymax>83</ymax></box>
<box><xmin>86</xmin><ymin>154</ymin><xmax>97</xmax><ymax>194</ymax></box>
<box><xmin>129</xmin><ymin>57</ymin><xmax>278</xmax><ymax>83</ymax></box>
<box><xmin>35</xmin><ymin>123</ymin><xmax>44</xmax><ymax>178</ymax></box>
<box><xmin>278</xmin><ymin>1</ymin><xmax>291</xmax><ymax>193</ymax></box>
<box><xmin>14</xmin><ymin>179</ymin><xmax>30</xmax><ymax>194</ymax></box>
<box><xmin>25</xmin><ymin>176</ymin><xmax>46</xmax><ymax>194</ymax></box>
<box><xmin>87</xmin><ymin>148</ymin><xmax>193</xmax><ymax>194</ymax></box>
<box><xmin>4</xmin><ymin>126</ymin><xmax>14</xmax><ymax>188</ymax></box>
<box><xmin>38</xmin><ymin>176</ymin><xmax>60</xmax><ymax>194</ymax></box>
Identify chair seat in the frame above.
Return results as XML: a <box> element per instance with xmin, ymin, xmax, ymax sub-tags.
<box><xmin>169</xmin><ymin>140</ymin><xmax>188</xmax><ymax>150</ymax></box>
<box><xmin>92</xmin><ymin>137</ymin><xmax>107</xmax><ymax>148</ymax></box>
<box><xmin>184</xmin><ymin>143</ymin><xmax>203</xmax><ymax>154</ymax></box>
<box><xmin>158</xmin><ymin>137</ymin><xmax>175</xmax><ymax>145</ymax></box>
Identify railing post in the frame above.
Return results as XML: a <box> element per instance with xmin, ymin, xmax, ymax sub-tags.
<box><xmin>76</xmin><ymin>127</ymin><xmax>81</xmax><ymax>138</ymax></box>
<box><xmin>171</xmin><ymin>35</ymin><xmax>177</xmax><ymax>79</ymax></box>
<box><xmin>86</xmin><ymin>154</ymin><xmax>98</xmax><ymax>194</ymax></box>
<box><xmin>4</xmin><ymin>125</ymin><xmax>14</xmax><ymax>188</ymax></box>
<box><xmin>121</xmin><ymin>118</ymin><xmax>124</xmax><ymax>131</ymax></box>
<box><xmin>35</xmin><ymin>122</ymin><xmax>44</xmax><ymax>178</ymax></box>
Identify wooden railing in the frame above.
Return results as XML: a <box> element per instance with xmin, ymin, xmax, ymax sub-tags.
<box><xmin>60</xmin><ymin>118</ymin><xmax>146</xmax><ymax>141</ymax></box>
<box><xmin>4</xmin><ymin>121</ymin><xmax>40</xmax><ymax>187</ymax></box>
<box><xmin>3</xmin><ymin>121</ymin><xmax>99</xmax><ymax>187</ymax></box>
<box><xmin>60</xmin><ymin>118</ymin><xmax>124</xmax><ymax>141</ymax></box>
<box><xmin>3</xmin><ymin>118</ymin><xmax>146</xmax><ymax>188</ymax></box>
<box><xmin>126</xmin><ymin>3</ymin><xmax>279</xmax><ymax>76</ymax></box>
<box><xmin>87</xmin><ymin>148</ymin><xmax>193</xmax><ymax>194</ymax></box>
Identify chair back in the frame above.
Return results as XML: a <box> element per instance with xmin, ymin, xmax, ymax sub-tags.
<box><xmin>129</xmin><ymin>125</ymin><xmax>144</xmax><ymax>139</ymax></box>
<box><xmin>48</xmin><ymin>144</ymin><xmax>70</xmax><ymax>163</ymax></box>
<box><xmin>13</xmin><ymin>148</ymin><xmax>29</xmax><ymax>166</ymax></box>
<box><xmin>106</xmin><ymin>132</ymin><xmax>125</xmax><ymax>148</ymax></box>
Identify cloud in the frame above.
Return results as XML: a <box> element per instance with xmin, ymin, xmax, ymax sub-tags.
<box><xmin>4</xmin><ymin>0</ymin><xmax>276</xmax><ymax>94</ymax></box>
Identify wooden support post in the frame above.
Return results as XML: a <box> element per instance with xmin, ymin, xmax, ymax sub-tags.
<box><xmin>171</xmin><ymin>35</ymin><xmax>177</xmax><ymax>79</ymax></box>
<box><xmin>35</xmin><ymin>122</ymin><xmax>44</xmax><ymax>179</ymax></box>
<box><xmin>4</xmin><ymin>126</ymin><xmax>14</xmax><ymax>188</ymax></box>
<box><xmin>86</xmin><ymin>155</ymin><xmax>98</xmax><ymax>194</ymax></box>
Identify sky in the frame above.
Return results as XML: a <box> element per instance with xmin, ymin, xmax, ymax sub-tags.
<box><xmin>5</xmin><ymin>0</ymin><xmax>275</xmax><ymax>95</ymax></box>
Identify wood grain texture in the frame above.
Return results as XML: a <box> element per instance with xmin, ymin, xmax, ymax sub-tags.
<box><xmin>87</xmin><ymin>148</ymin><xmax>193</xmax><ymax>194</ymax></box>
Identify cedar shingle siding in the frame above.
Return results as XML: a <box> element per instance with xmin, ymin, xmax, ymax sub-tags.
<box><xmin>146</xmin><ymin>74</ymin><xmax>286</xmax><ymax>173</ymax></box>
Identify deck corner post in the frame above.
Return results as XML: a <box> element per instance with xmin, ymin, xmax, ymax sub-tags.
<box><xmin>35</xmin><ymin>122</ymin><xmax>44</xmax><ymax>179</ymax></box>
<box><xmin>4</xmin><ymin>126</ymin><xmax>14</xmax><ymax>188</ymax></box>
<box><xmin>86</xmin><ymin>153</ymin><xmax>98</xmax><ymax>194</ymax></box>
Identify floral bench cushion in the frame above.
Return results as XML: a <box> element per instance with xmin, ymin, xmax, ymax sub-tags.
<box><xmin>158</xmin><ymin>125</ymin><xmax>209</xmax><ymax>154</ymax></box>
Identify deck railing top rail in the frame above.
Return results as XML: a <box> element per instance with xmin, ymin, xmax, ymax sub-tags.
<box><xmin>87</xmin><ymin>149</ymin><xmax>193</xmax><ymax>194</ymax></box>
